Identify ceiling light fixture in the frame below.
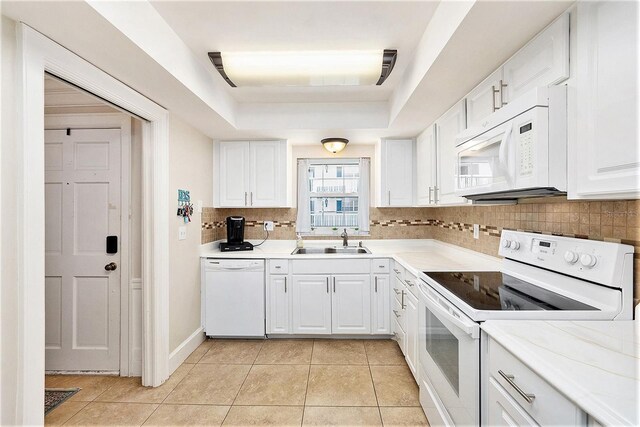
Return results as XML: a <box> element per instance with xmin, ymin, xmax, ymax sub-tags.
<box><xmin>321</xmin><ymin>138</ymin><xmax>349</xmax><ymax>154</ymax></box>
<box><xmin>208</xmin><ymin>50</ymin><xmax>397</xmax><ymax>88</ymax></box>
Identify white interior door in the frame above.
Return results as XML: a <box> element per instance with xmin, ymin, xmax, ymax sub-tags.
<box><xmin>45</xmin><ymin>128</ymin><xmax>121</xmax><ymax>372</ymax></box>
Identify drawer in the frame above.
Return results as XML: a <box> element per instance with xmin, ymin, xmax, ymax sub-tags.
<box><xmin>404</xmin><ymin>271</ymin><xmax>419</xmax><ymax>297</ymax></box>
<box><xmin>371</xmin><ymin>258</ymin><xmax>390</xmax><ymax>274</ymax></box>
<box><xmin>393</xmin><ymin>295</ymin><xmax>406</xmax><ymax>332</ymax></box>
<box><xmin>392</xmin><ymin>276</ymin><xmax>405</xmax><ymax>305</ymax></box>
<box><xmin>392</xmin><ymin>262</ymin><xmax>405</xmax><ymax>281</ymax></box>
<box><xmin>292</xmin><ymin>259</ymin><xmax>370</xmax><ymax>274</ymax></box>
<box><xmin>488</xmin><ymin>338</ymin><xmax>585</xmax><ymax>426</ymax></box>
<box><xmin>269</xmin><ymin>259</ymin><xmax>289</xmax><ymax>274</ymax></box>
<box><xmin>393</xmin><ymin>317</ymin><xmax>406</xmax><ymax>354</ymax></box>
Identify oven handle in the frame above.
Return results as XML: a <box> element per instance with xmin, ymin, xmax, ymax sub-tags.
<box><xmin>419</xmin><ymin>282</ymin><xmax>479</xmax><ymax>339</ymax></box>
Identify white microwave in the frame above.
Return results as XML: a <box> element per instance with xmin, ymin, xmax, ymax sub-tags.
<box><xmin>455</xmin><ymin>86</ymin><xmax>567</xmax><ymax>201</ymax></box>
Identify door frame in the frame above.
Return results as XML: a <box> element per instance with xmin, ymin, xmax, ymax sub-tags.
<box><xmin>44</xmin><ymin>113</ymin><xmax>135</xmax><ymax>376</ymax></box>
<box><xmin>16</xmin><ymin>24</ymin><xmax>170</xmax><ymax>424</ymax></box>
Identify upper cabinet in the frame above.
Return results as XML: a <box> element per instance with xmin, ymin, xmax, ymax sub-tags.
<box><xmin>215</xmin><ymin>140</ymin><xmax>288</xmax><ymax>207</ymax></box>
<box><xmin>416</xmin><ymin>125</ymin><xmax>437</xmax><ymax>206</ymax></box>
<box><xmin>379</xmin><ymin>139</ymin><xmax>415</xmax><ymax>207</ymax></box>
<box><xmin>466</xmin><ymin>69</ymin><xmax>504</xmax><ymax>128</ymax></box>
<box><xmin>502</xmin><ymin>13</ymin><xmax>570</xmax><ymax>103</ymax></box>
<box><xmin>570</xmin><ymin>0</ymin><xmax>639</xmax><ymax>199</ymax></box>
<box><xmin>435</xmin><ymin>100</ymin><xmax>468</xmax><ymax>206</ymax></box>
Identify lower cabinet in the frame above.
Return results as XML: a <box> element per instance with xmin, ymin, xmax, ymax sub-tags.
<box><xmin>372</xmin><ymin>274</ymin><xmax>390</xmax><ymax>334</ymax></box>
<box><xmin>267</xmin><ymin>275</ymin><xmax>290</xmax><ymax>334</ymax></box>
<box><xmin>291</xmin><ymin>275</ymin><xmax>332</xmax><ymax>334</ymax></box>
<box><xmin>332</xmin><ymin>275</ymin><xmax>371</xmax><ymax>334</ymax></box>
<box><xmin>404</xmin><ymin>289</ymin><xmax>419</xmax><ymax>380</ymax></box>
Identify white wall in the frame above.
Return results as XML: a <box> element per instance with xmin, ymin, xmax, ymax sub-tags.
<box><xmin>1</xmin><ymin>15</ymin><xmax>20</xmax><ymax>424</ymax></box>
<box><xmin>168</xmin><ymin>114</ymin><xmax>213</xmax><ymax>352</ymax></box>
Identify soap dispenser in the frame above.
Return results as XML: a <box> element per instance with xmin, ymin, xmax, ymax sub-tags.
<box><xmin>296</xmin><ymin>233</ymin><xmax>304</xmax><ymax>249</ymax></box>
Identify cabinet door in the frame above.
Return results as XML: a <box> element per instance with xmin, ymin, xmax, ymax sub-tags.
<box><xmin>466</xmin><ymin>68</ymin><xmax>503</xmax><ymax>128</ymax></box>
<box><xmin>331</xmin><ymin>275</ymin><xmax>371</xmax><ymax>334</ymax></box>
<box><xmin>249</xmin><ymin>141</ymin><xmax>286</xmax><ymax>207</ymax></box>
<box><xmin>267</xmin><ymin>275</ymin><xmax>289</xmax><ymax>334</ymax></box>
<box><xmin>571</xmin><ymin>1</ymin><xmax>639</xmax><ymax>198</ymax></box>
<box><xmin>416</xmin><ymin>126</ymin><xmax>437</xmax><ymax>206</ymax></box>
<box><xmin>292</xmin><ymin>275</ymin><xmax>332</xmax><ymax>334</ymax></box>
<box><xmin>372</xmin><ymin>275</ymin><xmax>390</xmax><ymax>334</ymax></box>
<box><xmin>503</xmin><ymin>13</ymin><xmax>569</xmax><ymax>103</ymax></box>
<box><xmin>382</xmin><ymin>139</ymin><xmax>414</xmax><ymax>206</ymax></box>
<box><xmin>404</xmin><ymin>290</ymin><xmax>419</xmax><ymax>380</ymax></box>
<box><xmin>218</xmin><ymin>141</ymin><xmax>250</xmax><ymax>207</ymax></box>
<box><xmin>488</xmin><ymin>377</ymin><xmax>538</xmax><ymax>427</ymax></box>
<box><xmin>435</xmin><ymin>100</ymin><xmax>468</xmax><ymax>205</ymax></box>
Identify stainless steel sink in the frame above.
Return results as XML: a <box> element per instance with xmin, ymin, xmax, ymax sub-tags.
<box><xmin>291</xmin><ymin>246</ymin><xmax>371</xmax><ymax>255</ymax></box>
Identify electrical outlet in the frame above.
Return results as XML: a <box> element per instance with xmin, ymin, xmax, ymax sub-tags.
<box><xmin>264</xmin><ymin>221</ymin><xmax>275</xmax><ymax>231</ymax></box>
<box><xmin>473</xmin><ymin>224</ymin><xmax>480</xmax><ymax>240</ymax></box>
<box><xmin>178</xmin><ymin>226</ymin><xmax>187</xmax><ymax>240</ymax></box>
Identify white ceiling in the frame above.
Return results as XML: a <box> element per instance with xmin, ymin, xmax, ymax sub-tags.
<box><xmin>2</xmin><ymin>0</ymin><xmax>574</xmax><ymax>144</ymax></box>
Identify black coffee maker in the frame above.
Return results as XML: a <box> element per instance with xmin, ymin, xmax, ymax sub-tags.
<box><xmin>219</xmin><ymin>216</ymin><xmax>254</xmax><ymax>251</ymax></box>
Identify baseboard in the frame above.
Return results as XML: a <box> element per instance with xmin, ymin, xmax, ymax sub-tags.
<box><xmin>168</xmin><ymin>327</ymin><xmax>205</xmax><ymax>374</ymax></box>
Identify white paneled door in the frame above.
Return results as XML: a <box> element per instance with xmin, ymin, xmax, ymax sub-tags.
<box><xmin>45</xmin><ymin>128</ymin><xmax>121</xmax><ymax>371</ymax></box>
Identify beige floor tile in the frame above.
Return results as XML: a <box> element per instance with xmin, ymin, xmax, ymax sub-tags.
<box><xmin>311</xmin><ymin>340</ymin><xmax>368</xmax><ymax>365</ymax></box>
<box><xmin>364</xmin><ymin>340</ymin><xmax>406</xmax><ymax>366</ymax></box>
<box><xmin>45</xmin><ymin>401</ymin><xmax>89</xmax><ymax>425</ymax></box>
<box><xmin>370</xmin><ymin>366</ymin><xmax>420</xmax><ymax>407</ymax></box>
<box><xmin>64</xmin><ymin>402</ymin><xmax>158</xmax><ymax>426</ymax></box>
<box><xmin>234</xmin><ymin>364</ymin><xmax>309</xmax><ymax>406</ymax></box>
<box><xmin>222</xmin><ymin>406</ymin><xmax>304</xmax><ymax>426</ymax></box>
<box><xmin>94</xmin><ymin>364</ymin><xmax>194</xmax><ymax>403</ymax></box>
<box><xmin>379</xmin><ymin>407</ymin><xmax>430</xmax><ymax>426</ymax></box>
<box><xmin>45</xmin><ymin>375</ymin><xmax>121</xmax><ymax>402</ymax></box>
<box><xmin>302</xmin><ymin>406</ymin><xmax>382</xmax><ymax>426</ymax></box>
<box><xmin>305</xmin><ymin>365</ymin><xmax>377</xmax><ymax>406</ymax></box>
<box><xmin>199</xmin><ymin>340</ymin><xmax>264</xmax><ymax>364</ymax></box>
<box><xmin>143</xmin><ymin>404</ymin><xmax>229</xmax><ymax>426</ymax></box>
<box><xmin>185</xmin><ymin>340</ymin><xmax>214</xmax><ymax>364</ymax></box>
<box><xmin>164</xmin><ymin>364</ymin><xmax>251</xmax><ymax>405</ymax></box>
<box><xmin>254</xmin><ymin>339</ymin><xmax>313</xmax><ymax>364</ymax></box>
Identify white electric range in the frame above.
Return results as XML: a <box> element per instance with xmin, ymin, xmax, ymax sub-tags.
<box><xmin>416</xmin><ymin>230</ymin><xmax>634</xmax><ymax>426</ymax></box>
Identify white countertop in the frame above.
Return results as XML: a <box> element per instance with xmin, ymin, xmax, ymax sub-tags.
<box><xmin>482</xmin><ymin>319</ymin><xmax>640</xmax><ymax>426</ymax></box>
<box><xmin>200</xmin><ymin>239</ymin><xmax>503</xmax><ymax>273</ymax></box>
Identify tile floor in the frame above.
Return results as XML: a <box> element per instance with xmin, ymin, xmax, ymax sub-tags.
<box><xmin>45</xmin><ymin>339</ymin><xmax>429</xmax><ymax>426</ymax></box>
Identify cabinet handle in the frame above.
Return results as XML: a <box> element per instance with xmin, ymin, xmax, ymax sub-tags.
<box><xmin>393</xmin><ymin>268</ymin><xmax>400</xmax><ymax>274</ymax></box>
<box><xmin>499</xmin><ymin>80</ymin><xmax>508</xmax><ymax>107</ymax></box>
<box><xmin>492</xmin><ymin>84</ymin><xmax>500</xmax><ymax>112</ymax></box>
<box><xmin>333</xmin><ymin>277</ymin><xmax>336</xmax><ymax>293</ymax></box>
<box><xmin>401</xmin><ymin>290</ymin><xmax>405</xmax><ymax>309</ymax></box>
<box><xmin>326</xmin><ymin>277</ymin><xmax>329</xmax><ymax>293</ymax></box>
<box><xmin>244</xmin><ymin>192</ymin><xmax>248</xmax><ymax>206</ymax></box>
<box><xmin>375</xmin><ymin>276</ymin><xmax>378</xmax><ymax>292</ymax></box>
<box><xmin>393</xmin><ymin>309</ymin><xmax>400</xmax><ymax>318</ymax></box>
<box><xmin>428</xmin><ymin>186</ymin><xmax>433</xmax><ymax>204</ymax></box>
<box><xmin>405</xmin><ymin>279</ymin><xmax>414</xmax><ymax>287</ymax></box>
<box><xmin>433</xmin><ymin>186</ymin><xmax>439</xmax><ymax>204</ymax></box>
<box><xmin>388</xmin><ymin>190</ymin><xmax>391</xmax><ymax>206</ymax></box>
<box><xmin>498</xmin><ymin>370</ymin><xmax>535</xmax><ymax>403</ymax></box>
<box><xmin>250</xmin><ymin>192</ymin><xmax>253</xmax><ymax>206</ymax></box>
<box><xmin>393</xmin><ymin>288</ymin><xmax>400</xmax><ymax>295</ymax></box>
<box><xmin>284</xmin><ymin>277</ymin><xmax>287</xmax><ymax>293</ymax></box>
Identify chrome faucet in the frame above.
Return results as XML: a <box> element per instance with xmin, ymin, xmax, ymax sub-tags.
<box><xmin>340</xmin><ymin>228</ymin><xmax>349</xmax><ymax>247</ymax></box>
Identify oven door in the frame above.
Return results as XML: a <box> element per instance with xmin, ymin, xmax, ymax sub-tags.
<box><xmin>418</xmin><ymin>280</ymin><xmax>480</xmax><ymax>426</ymax></box>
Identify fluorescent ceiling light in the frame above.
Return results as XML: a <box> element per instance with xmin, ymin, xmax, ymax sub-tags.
<box><xmin>208</xmin><ymin>50</ymin><xmax>397</xmax><ymax>87</ymax></box>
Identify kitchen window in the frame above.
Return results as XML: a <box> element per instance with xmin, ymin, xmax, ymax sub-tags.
<box><xmin>296</xmin><ymin>158</ymin><xmax>370</xmax><ymax>235</ymax></box>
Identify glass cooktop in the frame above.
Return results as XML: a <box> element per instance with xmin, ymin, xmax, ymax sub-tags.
<box><xmin>423</xmin><ymin>271</ymin><xmax>598</xmax><ymax>311</ymax></box>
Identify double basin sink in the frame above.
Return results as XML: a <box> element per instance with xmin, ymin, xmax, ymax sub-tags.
<box><xmin>291</xmin><ymin>246</ymin><xmax>371</xmax><ymax>255</ymax></box>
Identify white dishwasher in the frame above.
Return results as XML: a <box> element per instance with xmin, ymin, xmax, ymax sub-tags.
<box><xmin>204</xmin><ymin>258</ymin><xmax>265</xmax><ymax>337</ymax></box>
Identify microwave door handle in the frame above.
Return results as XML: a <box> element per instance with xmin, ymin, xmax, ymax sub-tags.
<box><xmin>423</xmin><ymin>292</ymin><xmax>479</xmax><ymax>338</ymax></box>
<box><xmin>498</xmin><ymin>123</ymin><xmax>514</xmax><ymax>183</ymax></box>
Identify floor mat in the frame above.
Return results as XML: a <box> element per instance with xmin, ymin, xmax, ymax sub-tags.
<box><xmin>45</xmin><ymin>388</ymin><xmax>80</xmax><ymax>415</ymax></box>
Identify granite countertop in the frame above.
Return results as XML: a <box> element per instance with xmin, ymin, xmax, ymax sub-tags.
<box><xmin>199</xmin><ymin>239</ymin><xmax>503</xmax><ymax>273</ymax></box>
<box><xmin>482</xmin><ymin>319</ymin><xmax>640</xmax><ymax>426</ymax></box>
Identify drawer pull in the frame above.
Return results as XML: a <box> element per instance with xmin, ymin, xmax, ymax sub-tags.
<box><xmin>378</xmin><ymin>265</ymin><xmax>385</xmax><ymax>268</ymax></box>
<box><xmin>405</xmin><ymin>280</ymin><xmax>414</xmax><ymax>287</ymax></box>
<box><xmin>498</xmin><ymin>370</ymin><xmax>536</xmax><ymax>404</ymax></box>
<box><xmin>275</xmin><ymin>265</ymin><xmax>281</xmax><ymax>269</ymax></box>
<box><xmin>393</xmin><ymin>288</ymin><xmax>401</xmax><ymax>295</ymax></box>
<box><xmin>393</xmin><ymin>309</ymin><xmax>401</xmax><ymax>318</ymax></box>
<box><xmin>393</xmin><ymin>269</ymin><xmax>400</xmax><ymax>274</ymax></box>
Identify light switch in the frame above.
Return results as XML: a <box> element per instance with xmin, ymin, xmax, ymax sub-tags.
<box><xmin>178</xmin><ymin>226</ymin><xmax>187</xmax><ymax>240</ymax></box>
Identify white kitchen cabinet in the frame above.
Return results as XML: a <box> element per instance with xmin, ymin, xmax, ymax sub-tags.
<box><xmin>331</xmin><ymin>275</ymin><xmax>371</xmax><ymax>334</ymax></box>
<box><xmin>372</xmin><ymin>274</ymin><xmax>390</xmax><ymax>334</ymax></box>
<box><xmin>404</xmin><ymin>289</ymin><xmax>419</xmax><ymax>380</ymax></box>
<box><xmin>216</xmin><ymin>140</ymin><xmax>287</xmax><ymax>207</ymax></box>
<box><xmin>291</xmin><ymin>275</ymin><xmax>332</xmax><ymax>334</ymax></box>
<box><xmin>487</xmin><ymin>377</ymin><xmax>538</xmax><ymax>427</ymax></box>
<box><xmin>570</xmin><ymin>0</ymin><xmax>639</xmax><ymax>199</ymax></box>
<box><xmin>466</xmin><ymin>69</ymin><xmax>504</xmax><ymax>128</ymax></box>
<box><xmin>267</xmin><ymin>275</ymin><xmax>290</xmax><ymax>334</ymax></box>
<box><xmin>503</xmin><ymin>13</ymin><xmax>570</xmax><ymax>104</ymax></box>
<box><xmin>416</xmin><ymin>125</ymin><xmax>437</xmax><ymax>206</ymax></box>
<box><xmin>380</xmin><ymin>139</ymin><xmax>415</xmax><ymax>207</ymax></box>
<box><xmin>435</xmin><ymin>100</ymin><xmax>468</xmax><ymax>205</ymax></box>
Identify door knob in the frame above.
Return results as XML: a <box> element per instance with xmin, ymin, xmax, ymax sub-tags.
<box><xmin>105</xmin><ymin>262</ymin><xmax>118</xmax><ymax>271</ymax></box>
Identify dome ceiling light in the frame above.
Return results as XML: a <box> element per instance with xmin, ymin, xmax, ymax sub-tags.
<box><xmin>208</xmin><ymin>50</ymin><xmax>397</xmax><ymax>88</ymax></box>
<box><xmin>321</xmin><ymin>138</ymin><xmax>349</xmax><ymax>154</ymax></box>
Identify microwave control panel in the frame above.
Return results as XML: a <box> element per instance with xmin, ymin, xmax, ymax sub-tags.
<box><xmin>518</xmin><ymin>122</ymin><xmax>534</xmax><ymax>176</ymax></box>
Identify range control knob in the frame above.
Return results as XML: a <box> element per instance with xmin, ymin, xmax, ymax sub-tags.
<box><xmin>579</xmin><ymin>253</ymin><xmax>597</xmax><ymax>268</ymax></box>
<box><xmin>502</xmin><ymin>239</ymin><xmax>511</xmax><ymax>248</ymax></box>
<box><xmin>564</xmin><ymin>251</ymin><xmax>579</xmax><ymax>264</ymax></box>
<box><xmin>508</xmin><ymin>241</ymin><xmax>520</xmax><ymax>250</ymax></box>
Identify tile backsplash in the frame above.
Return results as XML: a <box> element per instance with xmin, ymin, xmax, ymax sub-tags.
<box><xmin>202</xmin><ymin>198</ymin><xmax>639</xmax><ymax>304</ymax></box>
